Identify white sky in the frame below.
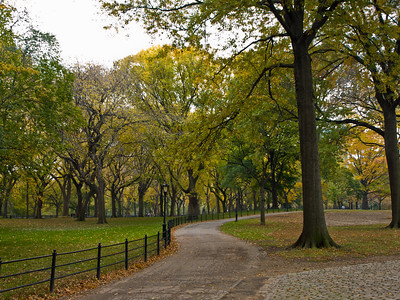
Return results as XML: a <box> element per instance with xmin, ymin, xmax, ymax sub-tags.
<box><xmin>11</xmin><ymin>0</ymin><xmax>166</xmax><ymax>67</ymax></box>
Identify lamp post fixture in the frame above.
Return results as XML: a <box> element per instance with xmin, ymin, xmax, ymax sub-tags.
<box><xmin>162</xmin><ymin>183</ymin><xmax>169</xmax><ymax>239</ymax></box>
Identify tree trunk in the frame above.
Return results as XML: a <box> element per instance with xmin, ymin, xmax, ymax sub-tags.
<box><xmin>188</xmin><ymin>192</ymin><xmax>199</xmax><ymax>218</ymax></box>
<box><xmin>117</xmin><ymin>191</ymin><xmax>123</xmax><ymax>217</ymax></box>
<box><xmin>169</xmin><ymin>185</ymin><xmax>177</xmax><ymax>217</ymax></box>
<box><xmin>138</xmin><ymin>186</ymin><xmax>145</xmax><ymax>217</ymax></box>
<box><xmin>35</xmin><ymin>193</ymin><xmax>43</xmax><ymax>219</ymax></box>
<box><xmin>271</xmin><ymin>179</ymin><xmax>279</xmax><ymax>209</ymax></box>
<box><xmin>96</xmin><ymin>168</ymin><xmax>107</xmax><ymax>224</ymax></box>
<box><xmin>73</xmin><ymin>180</ymin><xmax>85</xmax><ymax>221</ymax></box>
<box><xmin>253</xmin><ymin>190</ymin><xmax>257</xmax><ymax>213</ymax></box>
<box><xmin>291</xmin><ymin>40</ymin><xmax>337</xmax><ymax>248</ymax></box>
<box><xmin>381</xmin><ymin>102</ymin><xmax>400</xmax><ymax>228</ymax></box>
<box><xmin>62</xmin><ymin>176</ymin><xmax>72</xmax><ymax>217</ymax></box>
<box><xmin>111</xmin><ymin>186</ymin><xmax>117</xmax><ymax>218</ymax></box>
<box><xmin>361</xmin><ymin>191</ymin><xmax>369</xmax><ymax>210</ymax></box>
<box><xmin>186</xmin><ymin>168</ymin><xmax>200</xmax><ymax>218</ymax></box>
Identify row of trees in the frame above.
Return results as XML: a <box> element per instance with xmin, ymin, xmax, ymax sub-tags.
<box><xmin>99</xmin><ymin>0</ymin><xmax>400</xmax><ymax>248</ymax></box>
<box><xmin>1</xmin><ymin>1</ymin><xmax>398</xmax><ymax>248</ymax></box>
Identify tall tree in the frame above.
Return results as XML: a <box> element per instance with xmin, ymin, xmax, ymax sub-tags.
<box><xmin>0</xmin><ymin>3</ymin><xmax>77</xmax><ymax>217</ymax></box>
<box><xmin>102</xmin><ymin>0</ymin><xmax>345</xmax><ymax>247</ymax></box>
<box><xmin>70</xmin><ymin>64</ymin><xmax>133</xmax><ymax>224</ymax></box>
<box><xmin>329</xmin><ymin>1</ymin><xmax>400</xmax><ymax>227</ymax></box>
<box><xmin>344</xmin><ymin>131</ymin><xmax>388</xmax><ymax>210</ymax></box>
<box><xmin>118</xmin><ymin>46</ymin><xmax>216</xmax><ymax>218</ymax></box>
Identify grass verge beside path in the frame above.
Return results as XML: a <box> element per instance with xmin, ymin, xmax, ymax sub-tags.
<box><xmin>0</xmin><ymin>217</ymin><xmax>163</xmax><ymax>261</ymax></box>
<box><xmin>221</xmin><ymin>210</ymin><xmax>400</xmax><ymax>261</ymax></box>
<box><xmin>0</xmin><ymin>217</ymin><xmax>167</xmax><ymax>299</ymax></box>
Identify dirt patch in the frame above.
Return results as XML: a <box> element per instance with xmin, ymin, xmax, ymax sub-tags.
<box><xmin>325</xmin><ymin>210</ymin><xmax>392</xmax><ymax>226</ymax></box>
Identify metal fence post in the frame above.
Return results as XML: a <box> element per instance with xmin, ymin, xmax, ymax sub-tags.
<box><xmin>144</xmin><ymin>234</ymin><xmax>148</xmax><ymax>262</ymax></box>
<box><xmin>168</xmin><ymin>228</ymin><xmax>171</xmax><ymax>245</ymax></box>
<box><xmin>97</xmin><ymin>243</ymin><xmax>102</xmax><ymax>279</ymax></box>
<box><xmin>157</xmin><ymin>232</ymin><xmax>160</xmax><ymax>255</ymax></box>
<box><xmin>125</xmin><ymin>239</ymin><xmax>129</xmax><ymax>270</ymax></box>
<box><xmin>50</xmin><ymin>250</ymin><xmax>57</xmax><ymax>292</ymax></box>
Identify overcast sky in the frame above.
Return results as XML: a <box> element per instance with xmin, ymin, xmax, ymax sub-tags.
<box><xmin>12</xmin><ymin>0</ymin><xmax>166</xmax><ymax>67</ymax></box>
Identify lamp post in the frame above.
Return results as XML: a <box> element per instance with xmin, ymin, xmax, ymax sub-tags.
<box><xmin>162</xmin><ymin>183</ymin><xmax>169</xmax><ymax>239</ymax></box>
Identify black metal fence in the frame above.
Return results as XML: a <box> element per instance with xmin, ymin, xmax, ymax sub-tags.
<box><xmin>0</xmin><ymin>228</ymin><xmax>171</xmax><ymax>297</ymax></box>
<box><xmin>0</xmin><ymin>209</ymin><xmax>268</xmax><ymax>298</ymax></box>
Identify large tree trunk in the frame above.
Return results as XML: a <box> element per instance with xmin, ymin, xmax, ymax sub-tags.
<box><xmin>169</xmin><ymin>185</ymin><xmax>177</xmax><ymax>217</ymax></box>
<box><xmin>73</xmin><ymin>180</ymin><xmax>85</xmax><ymax>221</ymax></box>
<box><xmin>111</xmin><ymin>185</ymin><xmax>117</xmax><ymax>218</ymax></box>
<box><xmin>186</xmin><ymin>168</ymin><xmax>200</xmax><ymax>218</ymax></box>
<box><xmin>117</xmin><ymin>191</ymin><xmax>123</xmax><ymax>217</ymax></box>
<box><xmin>96</xmin><ymin>171</ymin><xmax>107</xmax><ymax>224</ymax></box>
<box><xmin>381</xmin><ymin>102</ymin><xmax>400</xmax><ymax>228</ymax></box>
<box><xmin>62</xmin><ymin>175</ymin><xmax>72</xmax><ymax>217</ymax></box>
<box><xmin>35</xmin><ymin>193</ymin><xmax>43</xmax><ymax>219</ymax></box>
<box><xmin>361</xmin><ymin>190</ymin><xmax>369</xmax><ymax>210</ymax></box>
<box><xmin>188</xmin><ymin>192</ymin><xmax>200</xmax><ymax>218</ymax></box>
<box><xmin>271</xmin><ymin>179</ymin><xmax>279</xmax><ymax>209</ymax></box>
<box><xmin>138</xmin><ymin>184</ymin><xmax>145</xmax><ymax>217</ymax></box>
<box><xmin>291</xmin><ymin>40</ymin><xmax>337</xmax><ymax>248</ymax></box>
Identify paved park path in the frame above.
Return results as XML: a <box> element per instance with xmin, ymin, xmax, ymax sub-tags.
<box><xmin>73</xmin><ymin>215</ymin><xmax>271</xmax><ymax>299</ymax></box>
<box><xmin>71</xmin><ymin>213</ymin><xmax>400</xmax><ymax>299</ymax></box>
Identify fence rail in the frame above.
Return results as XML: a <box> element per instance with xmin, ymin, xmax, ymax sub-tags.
<box><xmin>0</xmin><ymin>209</ymin><xmax>285</xmax><ymax>297</ymax></box>
<box><xmin>0</xmin><ymin>229</ymin><xmax>171</xmax><ymax>296</ymax></box>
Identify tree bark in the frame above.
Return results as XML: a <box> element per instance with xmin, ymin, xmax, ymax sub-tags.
<box><xmin>186</xmin><ymin>168</ymin><xmax>200</xmax><ymax>218</ymax></box>
<box><xmin>291</xmin><ymin>39</ymin><xmax>337</xmax><ymax>248</ymax></box>
<box><xmin>361</xmin><ymin>191</ymin><xmax>369</xmax><ymax>210</ymax></box>
<box><xmin>73</xmin><ymin>179</ymin><xmax>85</xmax><ymax>221</ymax></box>
<box><xmin>96</xmin><ymin>166</ymin><xmax>107</xmax><ymax>224</ymax></box>
<box><xmin>188</xmin><ymin>192</ymin><xmax>200</xmax><ymax>218</ymax></box>
<box><xmin>138</xmin><ymin>185</ymin><xmax>145</xmax><ymax>217</ymax></box>
<box><xmin>35</xmin><ymin>193</ymin><xmax>43</xmax><ymax>219</ymax></box>
<box><xmin>111</xmin><ymin>184</ymin><xmax>117</xmax><ymax>218</ymax></box>
<box><xmin>381</xmin><ymin>102</ymin><xmax>400</xmax><ymax>228</ymax></box>
<box><xmin>62</xmin><ymin>175</ymin><xmax>72</xmax><ymax>217</ymax></box>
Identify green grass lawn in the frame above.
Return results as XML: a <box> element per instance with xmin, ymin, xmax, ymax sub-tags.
<box><xmin>220</xmin><ymin>211</ymin><xmax>400</xmax><ymax>261</ymax></box>
<box><xmin>0</xmin><ymin>217</ymin><xmax>164</xmax><ymax>260</ymax></box>
<box><xmin>0</xmin><ymin>217</ymin><xmax>166</xmax><ymax>299</ymax></box>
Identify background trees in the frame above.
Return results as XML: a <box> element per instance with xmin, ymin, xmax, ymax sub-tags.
<box><xmin>1</xmin><ymin>2</ymin><xmax>398</xmax><ymax>250</ymax></box>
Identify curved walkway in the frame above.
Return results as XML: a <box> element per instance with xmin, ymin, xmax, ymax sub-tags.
<box><xmin>71</xmin><ymin>214</ymin><xmax>400</xmax><ymax>299</ymax></box>
<box><xmin>73</xmin><ymin>216</ymin><xmax>269</xmax><ymax>299</ymax></box>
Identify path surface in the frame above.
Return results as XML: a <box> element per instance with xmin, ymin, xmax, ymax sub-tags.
<box><xmin>71</xmin><ymin>213</ymin><xmax>400</xmax><ymax>299</ymax></box>
<box><xmin>72</xmin><ymin>216</ymin><xmax>270</xmax><ymax>299</ymax></box>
